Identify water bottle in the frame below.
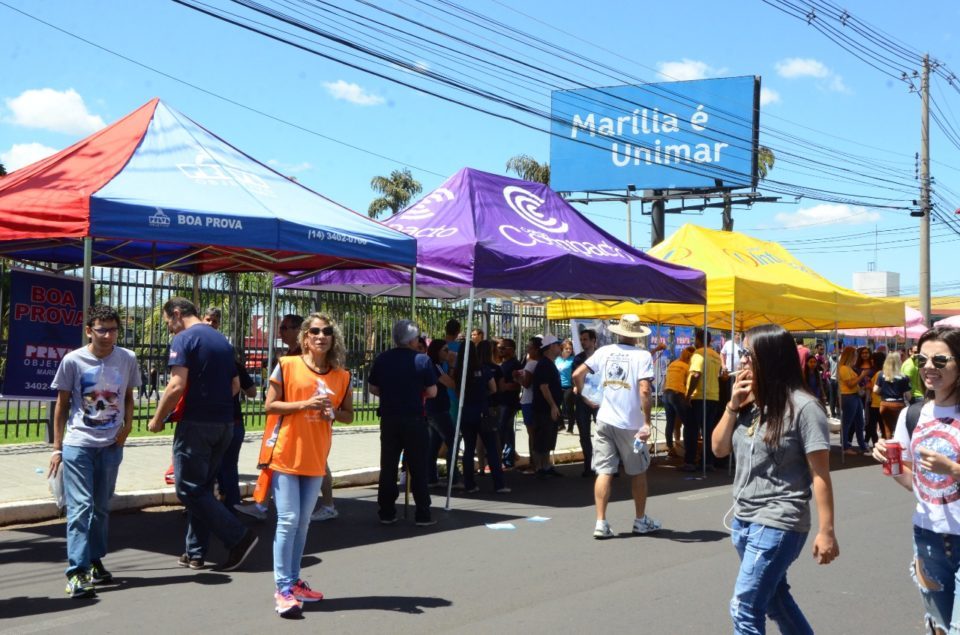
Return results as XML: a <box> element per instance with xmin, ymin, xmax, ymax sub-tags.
<box><xmin>316</xmin><ymin>378</ymin><xmax>335</xmax><ymax>420</ymax></box>
<box><xmin>633</xmin><ymin>438</ymin><xmax>645</xmax><ymax>454</ymax></box>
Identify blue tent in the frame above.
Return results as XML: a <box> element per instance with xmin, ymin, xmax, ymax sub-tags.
<box><xmin>0</xmin><ymin>98</ymin><xmax>416</xmax><ymax>274</ymax></box>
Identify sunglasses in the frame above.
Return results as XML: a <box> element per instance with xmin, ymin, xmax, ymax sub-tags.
<box><xmin>91</xmin><ymin>327</ymin><xmax>119</xmax><ymax>336</ymax></box>
<box><xmin>917</xmin><ymin>353</ymin><xmax>956</xmax><ymax>369</ymax></box>
<box><xmin>738</xmin><ymin>347</ymin><xmax>752</xmax><ymax>360</ymax></box>
<box><xmin>307</xmin><ymin>326</ymin><xmax>334</xmax><ymax>336</ymax></box>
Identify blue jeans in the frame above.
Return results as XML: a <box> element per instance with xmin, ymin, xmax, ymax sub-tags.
<box><xmin>499</xmin><ymin>404</ymin><xmax>519</xmax><ymax>466</ymax></box>
<box><xmin>217</xmin><ymin>421</ymin><xmax>245</xmax><ymax>508</ymax></box>
<box><xmin>912</xmin><ymin>525</ymin><xmax>960</xmax><ymax>632</ymax></box>
<box><xmin>272</xmin><ymin>472</ymin><xmax>323</xmax><ymax>592</ymax></box>
<box><xmin>840</xmin><ymin>394</ymin><xmax>866</xmax><ymax>451</ymax></box>
<box><xmin>730</xmin><ymin>518</ymin><xmax>812</xmax><ymax>635</ymax></box>
<box><xmin>663</xmin><ymin>390</ymin><xmax>688</xmax><ymax>446</ymax></box>
<box><xmin>62</xmin><ymin>443</ymin><xmax>123</xmax><ymax>577</ymax></box>
<box><xmin>173</xmin><ymin>420</ymin><xmax>246</xmax><ymax>559</ymax></box>
<box><xmin>685</xmin><ymin>399</ymin><xmax>718</xmax><ymax>466</ymax></box>
<box><xmin>427</xmin><ymin>411</ymin><xmax>459</xmax><ymax>484</ymax></box>
<box><xmin>461</xmin><ymin>411</ymin><xmax>505</xmax><ymax>491</ymax></box>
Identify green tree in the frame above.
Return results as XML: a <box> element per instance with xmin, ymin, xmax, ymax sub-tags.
<box><xmin>757</xmin><ymin>146</ymin><xmax>775</xmax><ymax>180</ymax></box>
<box><xmin>505</xmin><ymin>154</ymin><xmax>550</xmax><ymax>184</ymax></box>
<box><xmin>368</xmin><ymin>168</ymin><xmax>422</xmax><ymax>219</ymax></box>
<box><xmin>0</xmin><ymin>162</ymin><xmax>7</xmax><ymax>177</ymax></box>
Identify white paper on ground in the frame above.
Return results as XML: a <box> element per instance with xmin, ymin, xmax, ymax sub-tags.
<box><xmin>526</xmin><ymin>516</ymin><xmax>551</xmax><ymax>522</ymax></box>
<box><xmin>485</xmin><ymin>522</ymin><xmax>516</xmax><ymax>530</ymax></box>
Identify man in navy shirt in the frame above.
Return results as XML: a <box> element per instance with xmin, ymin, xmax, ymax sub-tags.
<box><xmin>533</xmin><ymin>335</ymin><xmax>564</xmax><ymax>478</ymax></box>
<box><xmin>369</xmin><ymin>320</ymin><xmax>437</xmax><ymax>526</ymax></box>
<box><xmin>148</xmin><ymin>297</ymin><xmax>257</xmax><ymax>572</ymax></box>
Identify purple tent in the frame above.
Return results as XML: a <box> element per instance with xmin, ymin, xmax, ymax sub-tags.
<box><xmin>281</xmin><ymin>168</ymin><xmax>707</xmax><ymax>508</ymax></box>
<box><xmin>282</xmin><ymin>168</ymin><xmax>705</xmax><ymax>303</ymax></box>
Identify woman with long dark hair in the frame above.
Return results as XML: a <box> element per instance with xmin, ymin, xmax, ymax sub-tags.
<box><xmin>873</xmin><ymin>326</ymin><xmax>960</xmax><ymax>633</ymax></box>
<box><xmin>864</xmin><ymin>351</ymin><xmax>886</xmax><ymax>446</ymax></box>
<box><xmin>455</xmin><ymin>341</ymin><xmax>508</xmax><ymax>493</ymax></box>
<box><xmin>712</xmin><ymin>324</ymin><xmax>839</xmax><ymax>634</ymax></box>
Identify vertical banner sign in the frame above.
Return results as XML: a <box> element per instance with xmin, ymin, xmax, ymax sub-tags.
<box><xmin>2</xmin><ymin>269</ymin><xmax>84</xmax><ymax>400</ymax></box>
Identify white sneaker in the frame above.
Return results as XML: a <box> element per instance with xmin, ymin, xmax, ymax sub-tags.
<box><xmin>310</xmin><ymin>506</ymin><xmax>339</xmax><ymax>522</ymax></box>
<box><xmin>632</xmin><ymin>514</ymin><xmax>662</xmax><ymax>535</ymax></box>
<box><xmin>593</xmin><ymin>521</ymin><xmax>614</xmax><ymax>539</ymax></box>
<box><xmin>234</xmin><ymin>502</ymin><xmax>268</xmax><ymax>521</ymax></box>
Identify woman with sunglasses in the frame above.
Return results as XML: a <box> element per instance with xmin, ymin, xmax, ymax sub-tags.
<box><xmin>712</xmin><ymin>324</ymin><xmax>838</xmax><ymax>635</ymax></box>
<box><xmin>258</xmin><ymin>313</ymin><xmax>353</xmax><ymax>617</ymax></box>
<box><xmin>872</xmin><ymin>326</ymin><xmax>960</xmax><ymax>633</ymax></box>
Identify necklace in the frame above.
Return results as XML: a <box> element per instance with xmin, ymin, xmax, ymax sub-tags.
<box><xmin>746</xmin><ymin>406</ymin><xmax>764</xmax><ymax>437</ymax></box>
<box><xmin>302</xmin><ymin>355</ymin><xmax>329</xmax><ymax>374</ymax></box>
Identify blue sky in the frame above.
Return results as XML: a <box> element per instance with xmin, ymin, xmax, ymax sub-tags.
<box><xmin>1</xmin><ymin>0</ymin><xmax>958</xmax><ymax>301</ymax></box>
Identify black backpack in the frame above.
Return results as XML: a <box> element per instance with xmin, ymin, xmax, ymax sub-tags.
<box><xmin>905</xmin><ymin>401</ymin><xmax>924</xmax><ymax>438</ymax></box>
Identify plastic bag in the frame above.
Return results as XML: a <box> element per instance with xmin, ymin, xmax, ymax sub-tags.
<box><xmin>49</xmin><ymin>465</ymin><xmax>66</xmax><ymax>511</ymax></box>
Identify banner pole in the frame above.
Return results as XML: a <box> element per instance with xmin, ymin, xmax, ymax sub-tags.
<box><xmin>82</xmin><ymin>236</ymin><xmax>92</xmax><ymax>345</ymax></box>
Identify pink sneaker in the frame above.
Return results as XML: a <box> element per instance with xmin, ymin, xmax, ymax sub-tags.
<box><xmin>291</xmin><ymin>579</ymin><xmax>324</xmax><ymax>602</ymax></box>
<box><xmin>274</xmin><ymin>590</ymin><xmax>302</xmax><ymax>618</ymax></box>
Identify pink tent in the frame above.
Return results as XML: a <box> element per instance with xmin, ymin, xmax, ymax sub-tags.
<box><xmin>839</xmin><ymin>306</ymin><xmax>927</xmax><ymax>338</ymax></box>
<box><xmin>936</xmin><ymin>314</ymin><xmax>960</xmax><ymax>328</ymax></box>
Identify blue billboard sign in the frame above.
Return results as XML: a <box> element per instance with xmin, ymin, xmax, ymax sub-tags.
<box><xmin>550</xmin><ymin>76</ymin><xmax>759</xmax><ymax>192</ymax></box>
<box><xmin>1</xmin><ymin>269</ymin><xmax>84</xmax><ymax>400</ymax></box>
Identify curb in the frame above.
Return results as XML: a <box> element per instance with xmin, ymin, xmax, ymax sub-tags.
<box><xmin>0</xmin><ymin>441</ymin><xmax>661</xmax><ymax>527</ymax></box>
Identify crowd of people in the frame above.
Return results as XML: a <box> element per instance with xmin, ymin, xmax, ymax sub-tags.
<box><xmin>44</xmin><ymin>298</ymin><xmax>960</xmax><ymax>631</ymax></box>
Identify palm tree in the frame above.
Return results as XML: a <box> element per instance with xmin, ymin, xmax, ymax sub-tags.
<box><xmin>368</xmin><ymin>168</ymin><xmax>422</xmax><ymax>219</ymax></box>
<box><xmin>505</xmin><ymin>154</ymin><xmax>550</xmax><ymax>184</ymax></box>
<box><xmin>757</xmin><ymin>146</ymin><xmax>775</xmax><ymax>180</ymax></box>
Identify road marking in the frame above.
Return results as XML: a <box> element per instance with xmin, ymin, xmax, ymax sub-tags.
<box><xmin>678</xmin><ymin>490</ymin><xmax>729</xmax><ymax>501</ymax></box>
<box><xmin>0</xmin><ymin>609</ymin><xmax>109</xmax><ymax>634</ymax></box>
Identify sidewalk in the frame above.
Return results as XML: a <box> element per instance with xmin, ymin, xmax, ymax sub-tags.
<box><xmin>3</xmin><ymin>415</ymin><xmax>681</xmax><ymax>526</ymax></box>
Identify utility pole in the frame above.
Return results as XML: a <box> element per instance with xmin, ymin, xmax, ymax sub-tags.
<box><xmin>721</xmin><ymin>192</ymin><xmax>733</xmax><ymax>231</ymax></box>
<box><xmin>650</xmin><ymin>190</ymin><xmax>665</xmax><ymax>247</ymax></box>
<box><xmin>920</xmin><ymin>54</ymin><xmax>931</xmax><ymax>326</ymax></box>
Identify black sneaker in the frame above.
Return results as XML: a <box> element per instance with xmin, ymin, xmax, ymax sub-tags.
<box><xmin>89</xmin><ymin>559</ymin><xmax>113</xmax><ymax>584</ymax></box>
<box><xmin>178</xmin><ymin>553</ymin><xmax>205</xmax><ymax>570</ymax></box>
<box><xmin>65</xmin><ymin>572</ymin><xmax>96</xmax><ymax>598</ymax></box>
<box><xmin>219</xmin><ymin>529</ymin><xmax>258</xmax><ymax>572</ymax></box>
<box><xmin>415</xmin><ymin>518</ymin><xmax>437</xmax><ymax>527</ymax></box>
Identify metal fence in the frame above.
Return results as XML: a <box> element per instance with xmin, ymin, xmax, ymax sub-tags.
<box><xmin>0</xmin><ymin>266</ymin><xmax>569</xmax><ymax>441</ymax></box>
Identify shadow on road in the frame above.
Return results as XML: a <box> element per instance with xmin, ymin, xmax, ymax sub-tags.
<box><xmin>0</xmin><ymin>595</ymin><xmax>99</xmax><ymax>620</ymax></box>
<box><xmin>308</xmin><ymin>594</ymin><xmax>452</xmax><ymax>614</ymax></box>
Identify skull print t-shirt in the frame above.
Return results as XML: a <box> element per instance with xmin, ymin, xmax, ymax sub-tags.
<box><xmin>52</xmin><ymin>346</ymin><xmax>140</xmax><ymax>447</ymax></box>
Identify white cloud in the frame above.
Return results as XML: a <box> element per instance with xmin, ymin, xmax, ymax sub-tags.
<box><xmin>266</xmin><ymin>159</ymin><xmax>312</xmax><ymax>174</ymax></box>
<box><xmin>4</xmin><ymin>88</ymin><xmax>105</xmax><ymax>135</ymax></box>
<box><xmin>656</xmin><ymin>59</ymin><xmax>725</xmax><ymax>81</ymax></box>
<box><xmin>1</xmin><ymin>142</ymin><xmax>59</xmax><ymax>172</ymax></box>
<box><xmin>774</xmin><ymin>203</ymin><xmax>880</xmax><ymax>228</ymax></box>
<box><xmin>775</xmin><ymin>58</ymin><xmax>830</xmax><ymax>79</ymax></box>
<box><xmin>774</xmin><ymin>58</ymin><xmax>849</xmax><ymax>93</ymax></box>
<box><xmin>322</xmin><ymin>80</ymin><xmax>385</xmax><ymax>106</ymax></box>
<box><xmin>759</xmin><ymin>87</ymin><xmax>781</xmax><ymax>106</ymax></box>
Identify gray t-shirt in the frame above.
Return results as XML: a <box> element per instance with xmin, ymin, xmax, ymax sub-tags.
<box><xmin>731</xmin><ymin>391</ymin><xmax>830</xmax><ymax>532</ymax></box>
<box><xmin>51</xmin><ymin>346</ymin><xmax>140</xmax><ymax>448</ymax></box>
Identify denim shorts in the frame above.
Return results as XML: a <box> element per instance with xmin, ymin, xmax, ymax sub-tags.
<box><xmin>912</xmin><ymin>525</ymin><xmax>960</xmax><ymax>633</ymax></box>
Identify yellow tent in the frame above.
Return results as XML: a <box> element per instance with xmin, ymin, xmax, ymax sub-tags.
<box><xmin>547</xmin><ymin>224</ymin><xmax>905</xmax><ymax>331</ymax></box>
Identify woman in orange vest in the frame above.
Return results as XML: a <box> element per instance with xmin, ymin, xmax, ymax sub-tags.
<box><xmin>258</xmin><ymin>312</ymin><xmax>352</xmax><ymax>618</ymax></box>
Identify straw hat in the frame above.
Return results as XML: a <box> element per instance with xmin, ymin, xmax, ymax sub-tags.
<box><xmin>608</xmin><ymin>314</ymin><xmax>651</xmax><ymax>339</ymax></box>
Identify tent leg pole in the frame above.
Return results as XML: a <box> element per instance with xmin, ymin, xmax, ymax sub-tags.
<box><xmin>267</xmin><ymin>285</ymin><xmax>277</xmax><ymax>376</ymax></box>
<box><xmin>702</xmin><ymin>304</ymin><xmax>708</xmax><ymax>478</ymax></box>
<box><xmin>82</xmin><ymin>237</ymin><xmax>92</xmax><ymax>346</ymax></box>
<box><xmin>652</xmin><ymin>322</ymin><xmax>661</xmax><ymax>459</ymax></box>
<box><xmin>835</xmin><ymin>321</ymin><xmax>844</xmax><ymax>466</ymax></box>
<box><xmin>446</xmin><ymin>287</ymin><xmax>476</xmax><ymax>511</ymax></box>
<box><xmin>410</xmin><ymin>268</ymin><xmax>417</xmax><ymax>321</ymax></box>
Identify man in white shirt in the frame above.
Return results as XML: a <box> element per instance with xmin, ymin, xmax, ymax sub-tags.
<box><xmin>573</xmin><ymin>314</ymin><xmax>661</xmax><ymax>540</ymax></box>
<box><xmin>720</xmin><ymin>332</ymin><xmax>742</xmax><ymax>374</ymax></box>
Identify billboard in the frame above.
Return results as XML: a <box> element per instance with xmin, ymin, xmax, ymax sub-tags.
<box><xmin>1</xmin><ymin>269</ymin><xmax>84</xmax><ymax>400</ymax></box>
<box><xmin>550</xmin><ymin>76</ymin><xmax>759</xmax><ymax>192</ymax></box>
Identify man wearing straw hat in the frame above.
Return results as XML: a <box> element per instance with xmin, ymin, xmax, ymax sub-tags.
<box><xmin>573</xmin><ymin>314</ymin><xmax>660</xmax><ymax>539</ymax></box>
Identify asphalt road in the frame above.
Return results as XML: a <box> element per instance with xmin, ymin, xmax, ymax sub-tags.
<box><xmin>0</xmin><ymin>453</ymin><xmax>925</xmax><ymax>634</ymax></box>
